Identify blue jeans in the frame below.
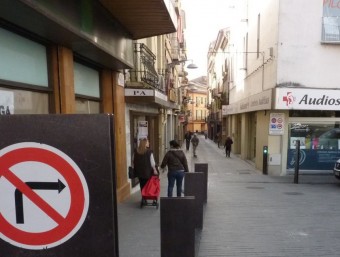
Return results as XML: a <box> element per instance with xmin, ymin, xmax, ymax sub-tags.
<box><xmin>167</xmin><ymin>170</ymin><xmax>185</xmax><ymax>197</ymax></box>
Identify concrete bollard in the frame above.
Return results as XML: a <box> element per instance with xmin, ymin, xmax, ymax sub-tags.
<box><xmin>160</xmin><ymin>197</ymin><xmax>196</xmax><ymax>257</ymax></box>
<box><xmin>194</xmin><ymin>163</ymin><xmax>208</xmax><ymax>203</ymax></box>
<box><xmin>184</xmin><ymin>172</ymin><xmax>205</xmax><ymax>229</ymax></box>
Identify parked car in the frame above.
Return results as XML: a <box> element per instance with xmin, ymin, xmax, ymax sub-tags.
<box><xmin>334</xmin><ymin>159</ymin><xmax>340</xmax><ymax>179</ymax></box>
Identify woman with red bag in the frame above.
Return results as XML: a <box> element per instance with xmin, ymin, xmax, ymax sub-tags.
<box><xmin>133</xmin><ymin>138</ymin><xmax>158</xmax><ymax>202</ymax></box>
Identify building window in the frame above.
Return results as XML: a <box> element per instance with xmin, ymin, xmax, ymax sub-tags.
<box><xmin>0</xmin><ymin>87</ymin><xmax>48</xmax><ymax>114</ymax></box>
<box><xmin>0</xmin><ymin>28</ymin><xmax>50</xmax><ymax>115</ymax></box>
<box><xmin>74</xmin><ymin>62</ymin><xmax>100</xmax><ymax>114</ymax></box>
<box><xmin>322</xmin><ymin>2</ymin><xmax>340</xmax><ymax>42</ymax></box>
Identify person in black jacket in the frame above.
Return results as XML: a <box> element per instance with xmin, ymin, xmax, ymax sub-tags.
<box><xmin>133</xmin><ymin>138</ymin><xmax>158</xmax><ymax>191</ymax></box>
<box><xmin>184</xmin><ymin>131</ymin><xmax>192</xmax><ymax>151</ymax></box>
<box><xmin>224</xmin><ymin>136</ymin><xmax>234</xmax><ymax>157</ymax></box>
<box><xmin>160</xmin><ymin>140</ymin><xmax>189</xmax><ymax>197</ymax></box>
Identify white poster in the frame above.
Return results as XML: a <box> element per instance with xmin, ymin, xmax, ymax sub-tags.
<box><xmin>138</xmin><ymin>121</ymin><xmax>148</xmax><ymax>138</ymax></box>
<box><xmin>269</xmin><ymin>113</ymin><xmax>284</xmax><ymax>135</ymax></box>
<box><xmin>0</xmin><ymin>90</ymin><xmax>14</xmax><ymax>115</ymax></box>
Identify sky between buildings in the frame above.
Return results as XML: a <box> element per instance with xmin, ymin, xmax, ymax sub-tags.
<box><xmin>181</xmin><ymin>0</ymin><xmax>235</xmax><ymax>80</ymax></box>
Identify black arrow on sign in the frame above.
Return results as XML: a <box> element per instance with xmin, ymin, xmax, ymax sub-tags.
<box><xmin>15</xmin><ymin>180</ymin><xmax>66</xmax><ymax>224</ymax></box>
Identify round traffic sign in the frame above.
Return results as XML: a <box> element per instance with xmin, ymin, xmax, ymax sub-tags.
<box><xmin>0</xmin><ymin>142</ymin><xmax>89</xmax><ymax>250</ymax></box>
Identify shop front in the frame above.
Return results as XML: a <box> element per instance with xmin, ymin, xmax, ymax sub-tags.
<box><xmin>125</xmin><ymin>88</ymin><xmax>178</xmax><ymax>189</ymax></box>
<box><xmin>287</xmin><ymin>120</ymin><xmax>340</xmax><ymax>172</ymax></box>
<box><xmin>275</xmin><ymin>88</ymin><xmax>340</xmax><ymax>174</ymax></box>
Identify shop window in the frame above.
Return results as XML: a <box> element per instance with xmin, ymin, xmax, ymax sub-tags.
<box><xmin>287</xmin><ymin>122</ymin><xmax>340</xmax><ymax>171</ymax></box>
<box><xmin>0</xmin><ymin>28</ymin><xmax>48</xmax><ymax>87</ymax></box>
<box><xmin>74</xmin><ymin>62</ymin><xmax>100</xmax><ymax>98</ymax></box>
<box><xmin>74</xmin><ymin>62</ymin><xmax>100</xmax><ymax>114</ymax></box>
<box><xmin>289</xmin><ymin>110</ymin><xmax>337</xmax><ymax>117</ymax></box>
<box><xmin>75</xmin><ymin>99</ymin><xmax>100</xmax><ymax>114</ymax></box>
<box><xmin>0</xmin><ymin>87</ymin><xmax>48</xmax><ymax>114</ymax></box>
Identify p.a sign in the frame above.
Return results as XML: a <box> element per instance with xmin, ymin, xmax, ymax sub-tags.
<box><xmin>0</xmin><ymin>114</ymin><xmax>118</xmax><ymax>257</ymax></box>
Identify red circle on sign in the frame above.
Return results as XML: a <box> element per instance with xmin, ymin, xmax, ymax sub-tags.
<box><xmin>0</xmin><ymin>143</ymin><xmax>89</xmax><ymax>249</ymax></box>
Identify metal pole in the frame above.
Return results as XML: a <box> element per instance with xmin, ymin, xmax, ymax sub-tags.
<box><xmin>263</xmin><ymin>146</ymin><xmax>268</xmax><ymax>175</ymax></box>
<box><xmin>294</xmin><ymin>140</ymin><xmax>300</xmax><ymax>184</ymax></box>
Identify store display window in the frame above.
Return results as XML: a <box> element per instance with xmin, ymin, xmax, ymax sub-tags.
<box><xmin>287</xmin><ymin>122</ymin><xmax>340</xmax><ymax>171</ymax></box>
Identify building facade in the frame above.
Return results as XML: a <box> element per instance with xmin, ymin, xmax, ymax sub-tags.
<box><xmin>214</xmin><ymin>0</ymin><xmax>340</xmax><ymax>175</ymax></box>
<box><xmin>124</xmin><ymin>1</ymin><xmax>189</xmax><ymax>190</ymax></box>
<box><xmin>0</xmin><ymin>0</ymin><xmax>177</xmax><ymax>201</ymax></box>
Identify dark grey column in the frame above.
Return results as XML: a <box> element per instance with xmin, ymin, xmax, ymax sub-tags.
<box><xmin>184</xmin><ymin>172</ymin><xmax>205</xmax><ymax>229</ymax></box>
<box><xmin>160</xmin><ymin>197</ymin><xmax>196</xmax><ymax>257</ymax></box>
<box><xmin>194</xmin><ymin>163</ymin><xmax>208</xmax><ymax>203</ymax></box>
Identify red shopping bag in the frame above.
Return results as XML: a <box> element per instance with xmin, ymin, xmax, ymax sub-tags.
<box><xmin>141</xmin><ymin>176</ymin><xmax>160</xmax><ymax>198</ymax></box>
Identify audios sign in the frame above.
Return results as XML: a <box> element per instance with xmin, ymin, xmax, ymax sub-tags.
<box><xmin>275</xmin><ymin>88</ymin><xmax>340</xmax><ymax>110</ymax></box>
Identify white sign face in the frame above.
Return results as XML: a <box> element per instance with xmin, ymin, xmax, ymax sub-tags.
<box><xmin>0</xmin><ymin>90</ymin><xmax>14</xmax><ymax>115</ymax></box>
<box><xmin>0</xmin><ymin>143</ymin><xmax>89</xmax><ymax>250</ymax></box>
<box><xmin>275</xmin><ymin>88</ymin><xmax>340</xmax><ymax>110</ymax></box>
<box><xmin>269</xmin><ymin>113</ymin><xmax>285</xmax><ymax>135</ymax></box>
<box><xmin>125</xmin><ymin>89</ymin><xmax>154</xmax><ymax>96</ymax></box>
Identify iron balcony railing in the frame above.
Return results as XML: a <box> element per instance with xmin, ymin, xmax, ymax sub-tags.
<box><xmin>130</xmin><ymin>43</ymin><xmax>166</xmax><ymax>93</ymax></box>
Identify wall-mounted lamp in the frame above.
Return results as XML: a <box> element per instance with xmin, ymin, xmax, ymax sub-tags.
<box><xmin>168</xmin><ymin>59</ymin><xmax>198</xmax><ymax>69</ymax></box>
<box><xmin>186</xmin><ymin>60</ymin><xmax>198</xmax><ymax>69</ymax></box>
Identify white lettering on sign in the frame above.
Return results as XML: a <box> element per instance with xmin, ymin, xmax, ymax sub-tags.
<box><xmin>275</xmin><ymin>88</ymin><xmax>340</xmax><ymax>110</ymax></box>
<box><xmin>0</xmin><ymin>91</ymin><xmax>14</xmax><ymax>115</ymax></box>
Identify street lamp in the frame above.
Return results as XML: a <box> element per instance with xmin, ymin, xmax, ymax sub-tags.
<box><xmin>168</xmin><ymin>59</ymin><xmax>198</xmax><ymax>69</ymax></box>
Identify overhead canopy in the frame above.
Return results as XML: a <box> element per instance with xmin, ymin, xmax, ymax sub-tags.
<box><xmin>99</xmin><ymin>0</ymin><xmax>177</xmax><ymax>39</ymax></box>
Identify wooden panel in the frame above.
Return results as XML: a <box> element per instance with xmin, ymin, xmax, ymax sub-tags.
<box><xmin>48</xmin><ymin>46</ymin><xmax>60</xmax><ymax>114</ymax></box>
<box><xmin>101</xmin><ymin>70</ymin><xmax>114</xmax><ymax>113</ymax></box>
<box><xmin>58</xmin><ymin>46</ymin><xmax>75</xmax><ymax>114</ymax></box>
<box><xmin>112</xmin><ymin>72</ymin><xmax>130</xmax><ymax>202</ymax></box>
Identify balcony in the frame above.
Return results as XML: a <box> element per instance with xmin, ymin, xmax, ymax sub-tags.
<box><xmin>125</xmin><ymin>43</ymin><xmax>178</xmax><ymax>109</ymax></box>
<box><xmin>129</xmin><ymin>43</ymin><xmax>164</xmax><ymax>93</ymax></box>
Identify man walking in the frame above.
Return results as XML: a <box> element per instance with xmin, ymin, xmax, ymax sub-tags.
<box><xmin>191</xmin><ymin>133</ymin><xmax>199</xmax><ymax>157</ymax></box>
<box><xmin>184</xmin><ymin>130</ymin><xmax>192</xmax><ymax>151</ymax></box>
<box><xmin>224</xmin><ymin>136</ymin><xmax>233</xmax><ymax>157</ymax></box>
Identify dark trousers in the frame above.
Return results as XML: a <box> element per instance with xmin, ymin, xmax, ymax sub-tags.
<box><xmin>167</xmin><ymin>170</ymin><xmax>185</xmax><ymax>197</ymax></box>
<box><xmin>185</xmin><ymin>140</ymin><xmax>190</xmax><ymax>150</ymax></box>
<box><xmin>139</xmin><ymin>177</ymin><xmax>149</xmax><ymax>191</ymax></box>
<box><xmin>225</xmin><ymin>147</ymin><xmax>231</xmax><ymax>157</ymax></box>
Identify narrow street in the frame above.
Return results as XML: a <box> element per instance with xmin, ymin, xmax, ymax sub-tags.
<box><xmin>118</xmin><ymin>135</ymin><xmax>340</xmax><ymax>257</ymax></box>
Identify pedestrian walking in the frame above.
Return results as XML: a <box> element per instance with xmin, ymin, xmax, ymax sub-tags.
<box><xmin>184</xmin><ymin>130</ymin><xmax>192</xmax><ymax>151</ymax></box>
<box><xmin>224</xmin><ymin>136</ymin><xmax>233</xmax><ymax>157</ymax></box>
<box><xmin>160</xmin><ymin>140</ymin><xmax>189</xmax><ymax>197</ymax></box>
<box><xmin>133</xmin><ymin>138</ymin><xmax>158</xmax><ymax>203</ymax></box>
<box><xmin>191</xmin><ymin>133</ymin><xmax>199</xmax><ymax>157</ymax></box>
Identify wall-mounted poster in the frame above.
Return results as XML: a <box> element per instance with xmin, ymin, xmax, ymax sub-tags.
<box><xmin>137</xmin><ymin>121</ymin><xmax>148</xmax><ymax>143</ymax></box>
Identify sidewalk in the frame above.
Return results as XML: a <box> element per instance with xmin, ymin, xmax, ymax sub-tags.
<box><xmin>118</xmin><ymin>135</ymin><xmax>340</xmax><ymax>257</ymax></box>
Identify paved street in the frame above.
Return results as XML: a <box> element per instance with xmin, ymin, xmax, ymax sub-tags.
<box><xmin>118</xmin><ymin>135</ymin><xmax>340</xmax><ymax>257</ymax></box>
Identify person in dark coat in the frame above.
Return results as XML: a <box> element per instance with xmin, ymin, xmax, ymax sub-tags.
<box><xmin>160</xmin><ymin>140</ymin><xmax>189</xmax><ymax>197</ymax></box>
<box><xmin>184</xmin><ymin>130</ymin><xmax>192</xmax><ymax>151</ymax></box>
<box><xmin>133</xmin><ymin>138</ymin><xmax>158</xmax><ymax>191</ymax></box>
<box><xmin>224</xmin><ymin>136</ymin><xmax>233</xmax><ymax>157</ymax></box>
